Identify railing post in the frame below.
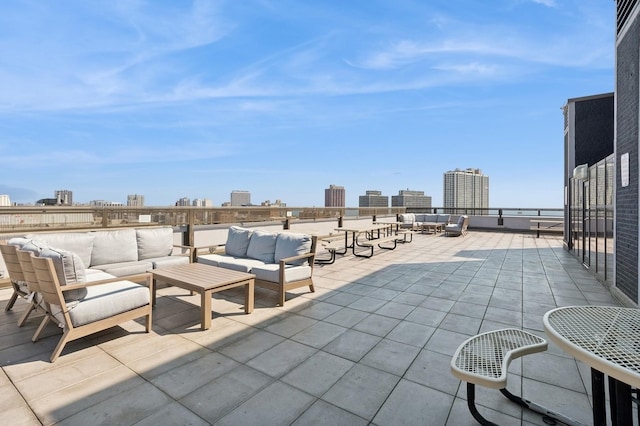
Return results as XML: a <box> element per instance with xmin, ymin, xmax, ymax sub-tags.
<box><xmin>101</xmin><ymin>209</ymin><xmax>109</xmax><ymax>228</ymax></box>
<box><xmin>338</xmin><ymin>216</ymin><xmax>343</xmax><ymax>228</ymax></box>
<box><xmin>283</xmin><ymin>218</ymin><xmax>290</xmax><ymax>230</ymax></box>
<box><xmin>184</xmin><ymin>209</ymin><xmax>195</xmax><ymax>249</ymax></box>
<box><xmin>498</xmin><ymin>209</ymin><xmax>503</xmax><ymax>226</ymax></box>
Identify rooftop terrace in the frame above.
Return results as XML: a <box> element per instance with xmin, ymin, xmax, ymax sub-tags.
<box><xmin>0</xmin><ymin>230</ymin><xmax>623</xmax><ymax>425</ymax></box>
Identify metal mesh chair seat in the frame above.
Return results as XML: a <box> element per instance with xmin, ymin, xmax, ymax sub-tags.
<box><xmin>450</xmin><ymin>328</ymin><xmax>581</xmax><ymax>425</ymax></box>
<box><xmin>451</xmin><ymin>328</ymin><xmax>547</xmax><ymax>389</ymax></box>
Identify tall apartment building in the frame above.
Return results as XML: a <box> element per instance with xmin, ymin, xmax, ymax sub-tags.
<box><xmin>89</xmin><ymin>200</ymin><xmax>123</xmax><ymax>207</ymax></box>
<box><xmin>359</xmin><ymin>190</ymin><xmax>389</xmax><ymax>207</ymax></box>
<box><xmin>55</xmin><ymin>190</ymin><xmax>73</xmax><ymax>205</ymax></box>
<box><xmin>175</xmin><ymin>197</ymin><xmax>191</xmax><ymax>207</ymax></box>
<box><xmin>391</xmin><ymin>190</ymin><xmax>431</xmax><ymax>209</ymax></box>
<box><xmin>192</xmin><ymin>198</ymin><xmax>213</xmax><ymax>207</ymax></box>
<box><xmin>230</xmin><ymin>190</ymin><xmax>251</xmax><ymax>206</ymax></box>
<box><xmin>325</xmin><ymin>185</ymin><xmax>345</xmax><ymax>207</ymax></box>
<box><xmin>127</xmin><ymin>194</ymin><xmax>145</xmax><ymax>207</ymax></box>
<box><xmin>0</xmin><ymin>195</ymin><xmax>11</xmax><ymax>206</ymax></box>
<box><xmin>443</xmin><ymin>168</ymin><xmax>489</xmax><ymax>213</ymax></box>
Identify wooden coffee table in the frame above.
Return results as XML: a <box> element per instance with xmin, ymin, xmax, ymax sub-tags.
<box><xmin>151</xmin><ymin>263</ymin><xmax>255</xmax><ymax>330</ymax></box>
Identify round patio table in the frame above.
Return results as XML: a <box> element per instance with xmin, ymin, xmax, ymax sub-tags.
<box><xmin>543</xmin><ymin>306</ymin><xmax>640</xmax><ymax>426</ymax></box>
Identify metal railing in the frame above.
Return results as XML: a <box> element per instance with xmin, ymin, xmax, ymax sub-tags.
<box><xmin>0</xmin><ymin>205</ymin><xmax>563</xmax><ymax>238</ymax></box>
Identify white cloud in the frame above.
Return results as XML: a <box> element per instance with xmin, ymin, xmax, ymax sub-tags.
<box><xmin>532</xmin><ymin>0</ymin><xmax>557</xmax><ymax>7</ymax></box>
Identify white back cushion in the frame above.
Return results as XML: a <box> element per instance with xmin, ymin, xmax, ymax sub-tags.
<box><xmin>225</xmin><ymin>226</ymin><xmax>253</xmax><ymax>257</ymax></box>
<box><xmin>136</xmin><ymin>227</ymin><xmax>173</xmax><ymax>260</ymax></box>
<box><xmin>246</xmin><ymin>230</ymin><xmax>278</xmax><ymax>263</ymax></box>
<box><xmin>91</xmin><ymin>229</ymin><xmax>138</xmax><ymax>266</ymax></box>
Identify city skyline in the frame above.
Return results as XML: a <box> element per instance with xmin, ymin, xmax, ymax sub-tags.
<box><xmin>0</xmin><ymin>1</ymin><xmax>614</xmax><ymax>208</ymax></box>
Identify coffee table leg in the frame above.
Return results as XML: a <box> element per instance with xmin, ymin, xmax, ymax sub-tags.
<box><xmin>245</xmin><ymin>279</ymin><xmax>254</xmax><ymax>314</ymax></box>
<box><xmin>201</xmin><ymin>289</ymin><xmax>212</xmax><ymax>330</ymax></box>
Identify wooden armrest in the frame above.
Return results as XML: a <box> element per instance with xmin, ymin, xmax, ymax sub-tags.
<box><xmin>195</xmin><ymin>244</ymin><xmax>226</xmax><ymax>255</ymax></box>
<box><xmin>61</xmin><ymin>273</ymin><xmax>153</xmax><ymax>291</ymax></box>
<box><xmin>279</xmin><ymin>252</ymin><xmax>315</xmax><ymax>266</ymax></box>
<box><xmin>172</xmin><ymin>244</ymin><xmax>193</xmax><ymax>257</ymax></box>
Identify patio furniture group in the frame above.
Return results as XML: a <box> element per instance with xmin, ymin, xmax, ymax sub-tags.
<box><xmin>0</xmin><ymin>225</ymin><xmax>318</xmax><ymax>361</ymax></box>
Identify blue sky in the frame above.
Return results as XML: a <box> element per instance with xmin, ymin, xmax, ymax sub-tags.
<box><xmin>0</xmin><ymin>0</ymin><xmax>614</xmax><ymax>207</ymax></box>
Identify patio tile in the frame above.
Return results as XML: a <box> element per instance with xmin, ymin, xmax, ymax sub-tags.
<box><xmin>419</xmin><ymin>296</ymin><xmax>455</xmax><ymax>312</ymax></box>
<box><xmin>132</xmin><ymin>402</ymin><xmax>210</xmax><ymax>426</ymax></box>
<box><xmin>291</xmin><ymin>399</ymin><xmax>368</xmax><ymax>426</ymax></box>
<box><xmin>322</xmin><ymin>364</ymin><xmax>400</xmax><ymax>420</ymax></box>
<box><xmin>521</xmin><ymin>378</ymin><xmax>593</xmax><ymax>425</ymax></box>
<box><xmin>352</xmin><ymin>313</ymin><xmax>401</xmax><ymax>337</ymax></box>
<box><xmin>12</xmin><ymin>350</ymin><xmax>123</xmax><ymax>401</ymax></box>
<box><xmin>246</xmin><ymin>340</ymin><xmax>317</xmax><ymax>378</ymax></box>
<box><xmin>320</xmin><ymin>291</ymin><xmax>363</xmax><ymax>306</ymax></box>
<box><xmin>404</xmin><ymin>349</ymin><xmax>461</xmax><ymax>395</ymax></box>
<box><xmin>360</xmin><ymin>339</ymin><xmax>420</xmax><ymax>376</ymax></box>
<box><xmin>373</xmin><ymin>379</ymin><xmax>454</xmax><ymax>426</ymax></box>
<box><xmin>449</xmin><ymin>301</ymin><xmax>488</xmax><ymax>319</ymax></box>
<box><xmin>292</xmin><ymin>301</ymin><xmax>343</xmax><ymax>320</ymax></box>
<box><xmin>263</xmin><ymin>314</ymin><xmax>317</xmax><ymax>338</ymax></box>
<box><xmin>439</xmin><ymin>313</ymin><xmax>483</xmax><ymax>335</ymax></box>
<box><xmin>404</xmin><ymin>306</ymin><xmax>447</xmax><ymax>327</ymax></box>
<box><xmin>386</xmin><ymin>321</ymin><xmax>435</xmax><ymax>347</ymax></box>
<box><xmin>374</xmin><ymin>301</ymin><xmax>416</xmax><ymax>319</ymax></box>
<box><xmin>55</xmin><ymin>382</ymin><xmax>172</xmax><ymax>426</ymax></box>
<box><xmin>424</xmin><ymin>328</ymin><xmax>474</xmax><ymax>357</ymax></box>
<box><xmin>27</xmin><ymin>365</ymin><xmax>143</xmax><ymax>424</ymax></box>
<box><xmin>216</xmin><ymin>381</ymin><xmax>315</xmax><ymax>426</ymax></box>
<box><xmin>281</xmin><ymin>351</ymin><xmax>354</xmax><ymax>396</ymax></box>
<box><xmin>347</xmin><ymin>296</ymin><xmax>388</xmax><ymax>312</ymax></box>
<box><xmin>322</xmin><ymin>329</ymin><xmax>381</xmax><ymax>362</ymax></box>
<box><xmin>180</xmin><ymin>365</ymin><xmax>272</xmax><ymax>422</ymax></box>
<box><xmin>218</xmin><ymin>329</ymin><xmax>285</xmax><ymax>363</ymax></box>
<box><xmin>150</xmin><ymin>351</ymin><xmax>239</xmax><ymax>399</ymax></box>
<box><xmin>323</xmin><ymin>307</ymin><xmax>369</xmax><ymax>328</ymax></box>
<box><xmin>483</xmin><ymin>305</ymin><xmax>523</xmax><ymax>327</ymax></box>
<box><xmin>290</xmin><ymin>321</ymin><xmax>347</xmax><ymax>348</ymax></box>
<box><xmin>447</xmin><ymin>396</ymin><xmax>521</xmax><ymax>425</ymax></box>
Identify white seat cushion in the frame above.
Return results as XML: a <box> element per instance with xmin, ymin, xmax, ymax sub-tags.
<box><xmin>61</xmin><ymin>280</ymin><xmax>150</xmax><ymax>327</ymax></box>
<box><xmin>251</xmin><ymin>264</ymin><xmax>312</xmax><ymax>283</ymax></box>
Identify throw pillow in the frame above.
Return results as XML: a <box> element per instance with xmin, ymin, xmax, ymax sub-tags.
<box><xmin>225</xmin><ymin>226</ymin><xmax>253</xmax><ymax>257</ymax></box>
<box><xmin>246</xmin><ymin>230</ymin><xmax>278</xmax><ymax>263</ymax></box>
<box><xmin>39</xmin><ymin>247</ymin><xmax>88</xmax><ymax>302</ymax></box>
<box><xmin>274</xmin><ymin>233</ymin><xmax>312</xmax><ymax>266</ymax></box>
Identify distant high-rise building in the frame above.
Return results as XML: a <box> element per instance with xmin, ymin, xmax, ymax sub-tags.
<box><xmin>359</xmin><ymin>190</ymin><xmax>388</xmax><ymax>207</ymax></box>
<box><xmin>89</xmin><ymin>200</ymin><xmax>123</xmax><ymax>207</ymax></box>
<box><xmin>192</xmin><ymin>198</ymin><xmax>213</xmax><ymax>207</ymax></box>
<box><xmin>0</xmin><ymin>195</ymin><xmax>11</xmax><ymax>206</ymax></box>
<box><xmin>261</xmin><ymin>199</ymin><xmax>286</xmax><ymax>207</ymax></box>
<box><xmin>443</xmin><ymin>168</ymin><xmax>489</xmax><ymax>213</ymax></box>
<box><xmin>175</xmin><ymin>197</ymin><xmax>191</xmax><ymax>207</ymax></box>
<box><xmin>55</xmin><ymin>190</ymin><xmax>73</xmax><ymax>205</ymax></box>
<box><xmin>230</xmin><ymin>190</ymin><xmax>251</xmax><ymax>206</ymax></box>
<box><xmin>391</xmin><ymin>189</ymin><xmax>431</xmax><ymax>209</ymax></box>
<box><xmin>127</xmin><ymin>194</ymin><xmax>145</xmax><ymax>207</ymax></box>
<box><xmin>325</xmin><ymin>185</ymin><xmax>345</xmax><ymax>207</ymax></box>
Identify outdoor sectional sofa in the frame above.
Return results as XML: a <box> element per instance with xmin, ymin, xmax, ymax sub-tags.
<box><xmin>196</xmin><ymin>226</ymin><xmax>317</xmax><ymax>306</ymax></box>
<box><xmin>19</xmin><ymin>226</ymin><xmax>191</xmax><ymax>276</ymax></box>
<box><xmin>398</xmin><ymin>213</ymin><xmax>451</xmax><ymax>231</ymax></box>
<box><xmin>0</xmin><ymin>227</ymin><xmax>184</xmax><ymax>361</ymax></box>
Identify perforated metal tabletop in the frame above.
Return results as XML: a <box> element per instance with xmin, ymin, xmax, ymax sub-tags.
<box><xmin>543</xmin><ymin>306</ymin><xmax>640</xmax><ymax>388</ymax></box>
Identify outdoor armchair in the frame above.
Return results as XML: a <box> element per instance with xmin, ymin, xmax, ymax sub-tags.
<box><xmin>445</xmin><ymin>215</ymin><xmax>469</xmax><ymax>237</ymax></box>
<box><xmin>28</xmin><ymin>252</ymin><xmax>153</xmax><ymax>362</ymax></box>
